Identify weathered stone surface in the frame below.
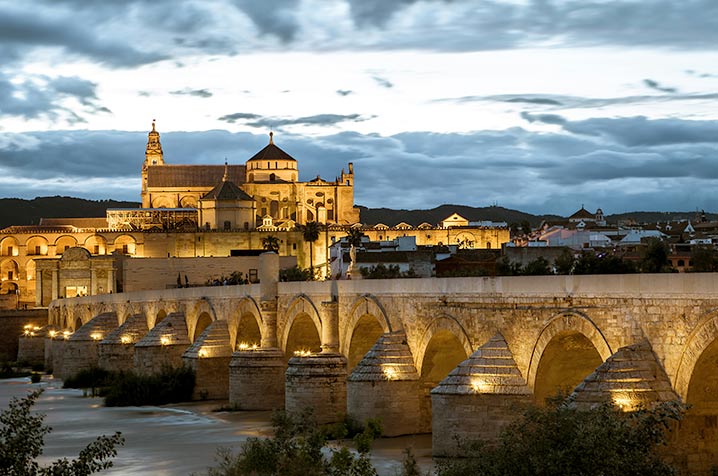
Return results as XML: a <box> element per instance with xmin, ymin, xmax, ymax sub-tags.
<box><xmin>183</xmin><ymin>320</ymin><xmax>232</xmax><ymax>400</ymax></box>
<box><xmin>432</xmin><ymin>332</ymin><xmax>532</xmax><ymax>456</ymax></box>
<box><xmin>17</xmin><ymin>337</ymin><xmax>45</xmax><ymax>366</ymax></box>
<box><xmin>134</xmin><ymin>312</ymin><xmax>190</xmax><ymax>375</ymax></box>
<box><xmin>286</xmin><ymin>352</ymin><xmax>347</xmax><ymax>425</ymax></box>
<box><xmin>348</xmin><ymin>331</ymin><xmax>421</xmax><ymax>436</ymax></box>
<box><xmin>229</xmin><ymin>347</ymin><xmax>286</xmax><ymax>410</ymax></box>
<box><xmin>61</xmin><ymin>312</ymin><xmax>118</xmax><ymax>379</ymax></box>
<box><xmin>570</xmin><ymin>339</ymin><xmax>679</xmax><ymax>411</ymax></box>
<box><xmin>98</xmin><ymin>313</ymin><xmax>149</xmax><ymax>372</ymax></box>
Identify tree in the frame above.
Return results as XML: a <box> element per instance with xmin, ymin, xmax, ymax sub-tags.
<box><xmin>554</xmin><ymin>248</ymin><xmax>575</xmax><ymax>275</ymax></box>
<box><xmin>640</xmin><ymin>237</ymin><xmax>672</xmax><ymax>273</ymax></box>
<box><xmin>0</xmin><ymin>389</ymin><xmax>124</xmax><ymax>475</ymax></box>
<box><xmin>262</xmin><ymin>235</ymin><xmax>280</xmax><ymax>253</ymax></box>
<box><xmin>280</xmin><ymin>266</ymin><xmax>313</xmax><ymax>282</ymax></box>
<box><xmin>297</xmin><ymin>221</ymin><xmax>321</xmax><ymax>279</ymax></box>
<box><xmin>435</xmin><ymin>399</ymin><xmax>683</xmax><ymax>476</ymax></box>
<box><xmin>690</xmin><ymin>245</ymin><xmax>718</xmax><ymax>272</ymax></box>
<box><xmin>346</xmin><ymin>227</ymin><xmax>365</xmax><ymax>248</ymax></box>
<box><xmin>522</xmin><ymin>257</ymin><xmax>552</xmax><ymax>275</ymax></box>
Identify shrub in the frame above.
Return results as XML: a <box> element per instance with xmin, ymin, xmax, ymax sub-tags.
<box><xmin>0</xmin><ymin>389</ymin><xmax>123</xmax><ymax>474</ymax></box>
<box><xmin>104</xmin><ymin>366</ymin><xmax>195</xmax><ymax>407</ymax></box>
<box><xmin>30</xmin><ymin>373</ymin><xmax>42</xmax><ymax>383</ymax></box>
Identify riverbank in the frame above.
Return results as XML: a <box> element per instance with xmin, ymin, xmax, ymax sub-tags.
<box><xmin>0</xmin><ymin>376</ymin><xmax>433</xmax><ymax>475</ymax></box>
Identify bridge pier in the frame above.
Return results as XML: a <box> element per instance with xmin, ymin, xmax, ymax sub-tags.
<box><xmin>183</xmin><ymin>320</ymin><xmax>233</xmax><ymax>400</ymax></box>
<box><xmin>431</xmin><ymin>333</ymin><xmax>532</xmax><ymax>456</ymax></box>
<box><xmin>134</xmin><ymin>312</ymin><xmax>191</xmax><ymax>375</ymax></box>
<box><xmin>285</xmin><ymin>352</ymin><xmax>347</xmax><ymax>425</ymax></box>
<box><xmin>61</xmin><ymin>312</ymin><xmax>118</xmax><ymax>380</ymax></box>
<box><xmin>98</xmin><ymin>313</ymin><xmax>149</xmax><ymax>372</ymax></box>
<box><xmin>229</xmin><ymin>347</ymin><xmax>286</xmax><ymax>409</ymax></box>
<box><xmin>347</xmin><ymin>331</ymin><xmax>422</xmax><ymax>436</ymax></box>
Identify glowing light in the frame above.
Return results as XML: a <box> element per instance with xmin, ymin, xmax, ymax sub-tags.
<box><xmin>160</xmin><ymin>336</ymin><xmax>171</xmax><ymax>346</ymax></box>
<box><xmin>251</xmin><ymin>343</ymin><xmax>258</xmax><ymax>350</ymax></box>
<box><xmin>470</xmin><ymin>377</ymin><xmax>491</xmax><ymax>393</ymax></box>
<box><xmin>48</xmin><ymin>330</ymin><xmax>57</xmax><ymax>338</ymax></box>
<box><xmin>62</xmin><ymin>330</ymin><xmax>72</xmax><ymax>339</ymax></box>
<box><xmin>382</xmin><ymin>366</ymin><xmax>398</xmax><ymax>381</ymax></box>
<box><xmin>611</xmin><ymin>393</ymin><xmax>636</xmax><ymax>411</ymax></box>
<box><xmin>120</xmin><ymin>335</ymin><xmax>132</xmax><ymax>344</ymax></box>
<box><xmin>237</xmin><ymin>342</ymin><xmax>259</xmax><ymax>351</ymax></box>
<box><xmin>293</xmin><ymin>349</ymin><xmax>312</xmax><ymax>357</ymax></box>
<box><xmin>198</xmin><ymin>349</ymin><xmax>208</xmax><ymax>358</ymax></box>
<box><xmin>90</xmin><ymin>333</ymin><xmax>102</xmax><ymax>341</ymax></box>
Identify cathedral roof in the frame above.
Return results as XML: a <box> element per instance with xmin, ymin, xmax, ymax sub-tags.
<box><xmin>569</xmin><ymin>206</ymin><xmax>595</xmax><ymax>220</ymax></box>
<box><xmin>247</xmin><ymin>132</ymin><xmax>296</xmax><ymax>163</ymax></box>
<box><xmin>202</xmin><ymin>180</ymin><xmax>254</xmax><ymax>201</ymax></box>
<box><xmin>147</xmin><ymin>165</ymin><xmax>246</xmax><ymax>188</ymax></box>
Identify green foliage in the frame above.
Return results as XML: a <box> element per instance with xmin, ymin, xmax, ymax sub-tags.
<box><xmin>359</xmin><ymin>264</ymin><xmax>417</xmax><ymax>279</ymax></box>
<box><xmin>573</xmin><ymin>252</ymin><xmax>636</xmax><ymax>275</ymax></box>
<box><xmin>690</xmin><ymin>245</ymin><xmax>718</xmax><ymax>272</ymax></box>
<box><xmin>346</xmin><ymin>228</ymin><xmax>365</xmax><ymax>247</ymax></box>
<box><xmin>399</xmin><ymin>448</ymin><xmax>422</xmax><ymax>476</ymax></box>
<box><xmin>63</xmin><ymin>367</ymin><xmax>114</xmax><ymax>392</ymax></box>
<box><xmin>495</xmin><ymin>257</ymin><xmax>522</xmax><ymax>276</ymax></box>
<box><xmin>0</xmin><ymin>389</ymin><xmax>124</xmax><ymax>475</ymax></box>
<box><xmin>640</xmin><ymin>237</ymin><xmax>672</xmax><ymax>273</ymax></box>
<box><xmin>553</xmin><ymin>248</ymin><xmax>575</xmax><ymax>275</ymax></box>
<box><xmin>522</xmin><ymin>256</ymin><xmax>553</xmax><ymax>275</ymax></box>
<box><xmin>280</xmin><ymin>265</ymin><xmax>313</xmax><ymax>282</ymax></box>
<box><xmin>29</xmin><ymin>374</ymin><xmax>41</xmax><ymax>384</ymax></box>
<box><xmin>262</xmin><ymin>235</ymin><xmax>280</xmax><ymax>252</ymax></box>
<box><xmin>199</xmin><ymin>411</ymin><xmax>382</xmax><ymax>476</ymax></box>
<box><xmin>435</xmin><ymin>400</ymin><xmax>684</xmax><ymax>476</ymax></box>
<box><xmin>297</xmin><ymin>221</ymin><xmax>323</xmax><ymax>279</ymax></box>
<box><xmin>0</xmin><ymin>362</ymin><xmax>31</xmax><ymax>379</ymax></box>
<box><xmin>104</xmin><ymin>366</ymin><xmax>195</xmax><ymax>407</ymax></box>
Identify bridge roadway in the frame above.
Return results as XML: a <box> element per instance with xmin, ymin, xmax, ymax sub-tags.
<box><xmin>44</xmin><ymin>254</ymin><xmax>718</xmax><ymax>473</ymax></box>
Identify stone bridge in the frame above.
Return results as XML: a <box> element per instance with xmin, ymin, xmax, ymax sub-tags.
<box><xmin>44</xmin><ymin>254</ymin><xmax>718</xmax><ymax>473</ymax></box>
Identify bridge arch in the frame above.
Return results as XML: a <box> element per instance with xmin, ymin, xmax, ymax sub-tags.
<box><xmin>281</xmin><ymin>294</ymin><xmax>322</xmax><ymax>358</ymax></box>
<box><xmin>228</xmin><ymin>296</ymin><xmax>264</xmax><ymax>349</ymax></box>
<box><xmin>527</xmin><ymin>310</ymin><xmax>612</xmax><ymax>401</ymax></box>
<box><xmin>414</xmin><ymin>314</ymin><xmax>473</xmax><ymax>376</ymax></box>
<box><xmin>188</xmin><ymin>298</ymin><xmax>217</xmax><ymax>343</ymax></box>
<box><xmin>674</xmin><ymin>311</ymin><xmax>718</xmax><ymax>400</ymax></box>
<box><xmin>341</xmin><ymin>294</ymin><xmax>393</xmax><ymax>369</ymax></box>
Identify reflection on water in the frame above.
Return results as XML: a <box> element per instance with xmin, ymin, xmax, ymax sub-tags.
<box><xmin>0</xmin><ymin>377</ymin><xmax>433</xmax><ymax>475</ymax></box>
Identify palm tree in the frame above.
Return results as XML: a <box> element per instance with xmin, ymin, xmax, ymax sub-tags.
<box><xmin>262</xmin><ymin>235</ymin><xmax>280</xmax><ymax>252</ymax></box>
<box><xmin>346</xmin><ymin>227</ymin><xmax>365</xmax><ymax>248</ymax></box>
<box><xmin>297</xmin><ymin>221</ymin><xmax>321</xmax><ymax>279</ymax></box>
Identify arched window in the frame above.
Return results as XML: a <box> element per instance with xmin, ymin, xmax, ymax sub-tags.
<box><xmin>270</xmin><ymin>173</ymin><xmax>276</xmax><ymax>181</ymax></box>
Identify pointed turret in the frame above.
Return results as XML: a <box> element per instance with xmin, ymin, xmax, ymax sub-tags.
<box><xmin>144</xmin><ymin>119</ymin><xmax>164</xmax><ymax>167</ymax></box>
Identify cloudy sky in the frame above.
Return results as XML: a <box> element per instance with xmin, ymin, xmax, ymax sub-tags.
<box><xmin>0</xmin><ymin>0</ymin><xmax>717</xmax><ymax>216</ymax></box>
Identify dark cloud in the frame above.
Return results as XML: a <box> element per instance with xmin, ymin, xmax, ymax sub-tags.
<box><xmin>0</xmin><ymin>73</ymin><xmax>108</xmax><ymax>122</ymax></box>
<box><xmin>520</xmin><ymin>111</ymin><xmax>567</xmax><ymax>126</ymax></box>
<box><xmin>347</xmin><ymin>0</ymin><xmax>418</xmax><ymax>28</ymax></box>
<box><xmin>336</xmin><ymin>90</ymin><xmax>354</xmax><ymax>96</ymax></box>
<box><xmin>230</xmin><ymin>0</ymin><xmax>301</xmax><ymax>43</ymax></box>
<box><xmin>643</xmin><ymin>79</ymin><xmax>677</xmax><ymax>94</ymax></box>
<box><xmin>5</xmin><ymin>115</ymin><xmax>717</xmax><ymax>215</ymax></box>
<box><xmin>170</xmin><ymin>88</ymin><xmax>213</xmax><ymax>98</ymax></box>
<box><xmin>372</xmin><ymin>76</ymin><xmax>394</xmax><ymax>88</ymax></box>
<box><xmin>218</xmin><ymin>112</ymin><xmax>262</xmax><ymax>123</ymax></box>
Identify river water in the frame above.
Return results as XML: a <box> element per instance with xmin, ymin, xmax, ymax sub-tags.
<box><xmin>0</xmin><ymin>377</ymin><xmax>433</xmax><ymax>476</ymax></box>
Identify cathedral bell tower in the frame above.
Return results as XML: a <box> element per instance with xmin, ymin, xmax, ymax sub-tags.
<box><xmin>142</xmin><ymin>120</ymin><xmax>164</xmax><ymax>207</ymax></box>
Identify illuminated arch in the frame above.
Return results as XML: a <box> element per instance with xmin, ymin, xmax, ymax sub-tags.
<box><xmin>674</xmin><ymin>310</ymin><xmax>718</xmax><ymax>400</ymax></box>
<box><xmin>413</xmin><ymin>314</ymin><xmax>473</xmax><ymax>375</ymax></box>
<box><xmin>0</xmin><ymin>236</ymin><xmax>19</xmax><ymax>256</ymax></box>
<box><xmin>84</xmin><ymin>235</ymin><xmax>108</xmax><ymax>255</ymax></box>
<box><xmin>187</xmin><ymin>298</ymin><xmax>217</xmax><ymax>343</ymax></box>
<box><xmin>228</xmin><ymin>296</ymin><xmax>264</xmax><ymax>348</ymax></box>
<box><xmin>340</xmin><ymin>294</ymin><xmax>393</xmax><ymax>356</ymax></box>
<box><xmin>281</xmin><ymin>294</ymin><xmax>323</xmax><ymax>353</ymax></box>
<box><xmin>526</xmin><ymin>311</ymin><xmax>612</xmax><ymax>391</ymax></box>
<box><xmin>54</xmin><ymin>235</ymin><xmax>78</xmax><ymax>253</ymax></box>
<box><xmin>25</xmin><ymin>236</ymin><xmax>49</xmax><ymax>256</ymax></box>
<box><xmin>113</xmin><ymin>235</ymin><xmax>137</xmax><ymax>255</ymax></box>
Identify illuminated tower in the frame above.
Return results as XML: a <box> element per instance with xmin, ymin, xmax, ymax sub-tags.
<box><xmin>142</xmin><ymin>120</ymin><xmax>164</xmax><ymax>207</ymax></box>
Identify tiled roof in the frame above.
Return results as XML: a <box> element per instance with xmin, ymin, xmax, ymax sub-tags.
<box><xmin>569</xmin><ymin>207</ymin><xmax>594</xmax><ymax>220</ymax></box>
<box><xmin>246</xmin><ymin>143</ymin><xmax>296</xmax><ymax>163</ymax></box>
<box><xmin>39</xmin><ymin>217</ymin><xmax>109</xmax><ymax>228</ymax></box>
<box><xmin>202</xmin><ymin>180</ymin><xmax>254</xmax><ymax>201</ymax></box>
<box><xmin>147</xmin><ymin>165</ymin><xmax>246</xmax><ymax>188</ymax></box>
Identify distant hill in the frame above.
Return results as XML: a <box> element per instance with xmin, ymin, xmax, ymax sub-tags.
<box><xmin>357</xmin><ymin>204</ymin><xmax>560</xmax><ymax>227</ymax></box>
<box><xmin>0</xmin><ymin>196</ymin><xmax>140</xmax><ymax>229</ymax></box>
<box><xmin>0</xmin><ymin>197</ymin><xmax>713</xmax><ymax>230</ymax></box>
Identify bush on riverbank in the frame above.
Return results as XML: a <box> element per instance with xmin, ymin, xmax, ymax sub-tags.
<box><xmin>63</xmin><ymin>366</ymin><xmax>195</xmax><ymax>406</ymax></box>
<box><xmin>0</xmin><ymin>389</ymin><xmax>124</xmax><ymax>474</ymax></box>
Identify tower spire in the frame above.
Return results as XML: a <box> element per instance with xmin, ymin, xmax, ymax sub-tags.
<box><xmin>222</xmin><ymin>158</ymin><xmax>229</xmax><ymax>182</ymax></box>
<box><xmin>144</xmin><ymin>119</ymin><xmax>164</xmax><ymax>167</ymax></box>
<box><xmin>269</xmin><ymin>130</ymin><xmax>274</xmax><ymax>144</ymax></box>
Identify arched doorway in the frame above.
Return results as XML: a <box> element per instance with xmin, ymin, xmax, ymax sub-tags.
<box><xmin>533</xmin><ymin>331</ymin><xmax>603</xmax><ymax>405</ymax></box>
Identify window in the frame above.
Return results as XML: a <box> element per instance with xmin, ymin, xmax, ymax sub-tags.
<box><xmin>7</xmin><ymin>246</ymin><xmax>13</xmax><ymax>256</ymax></box>
<box><xmin>122</xmin><ymin>244</ymin><xmax>129</xmax><ymax>254</ymax></box>
<box><xmin>224</xmin><ymin>221</ymin><xmax>232</xmax><ymax>230</ymax></box>
<box><xmin>270</xmin><ymin>173</ymin><xmax>276</xmax><ymax>181</ymax></box>
<box><xmin>35</xmin><ymin>245</ymin><xmax>42</xmax><ymax>255</ymax></box>
<box><xmin>244</xmin><ymin>222</ymin><xmax>249</xmax><ymax>230</ymax></box>
<box><xmin>93</xmin><ymin>245</ymin><xmax>100</xmax><ymax>254</ymax></box>
<box><xmin>486</xmin><ymin>242</ymin><xmax>492</xmax><ymax>249</ymax></box>
<box><xmin>677</xmin><ymin>259</ymin><xmax>685</xmax><ymax>267</ymax></box>
<box><xmin>7</xmin><ymin>271</ymin><xmax>13</xmax><ymax>280</ymax></box>
<box><xmin>248</xmin><ymin>269</ymin><xmax>258</xmax><ymax>283</ymax></box>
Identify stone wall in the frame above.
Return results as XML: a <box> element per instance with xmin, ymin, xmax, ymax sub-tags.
<box><xmin>229</xmin><ymin>348</ymin><xmax>286</xmax><ymax>410</ymax></box>
<box><xmin>0</xmin><ymin>309</ymin><xmax>47</xmax><ymax>361</ymax></box>
<box><xmin>285</xmin><ymin>353</ymin><xmax>347</xmax><ymax>425</ymax></box>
